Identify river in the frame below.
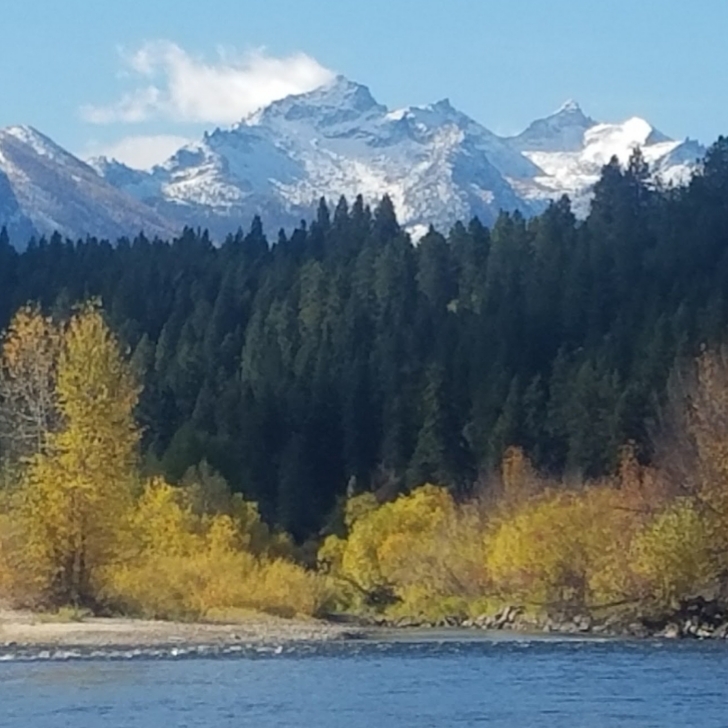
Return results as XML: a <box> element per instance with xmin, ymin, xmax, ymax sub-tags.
<box><xmin>1</xmin><ymin>635</ymin><xmax>727</xmax><ymax>727</ymax></box>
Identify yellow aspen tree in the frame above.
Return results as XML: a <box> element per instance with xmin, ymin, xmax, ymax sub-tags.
<box><xmin>21</xmin><ymin>303</ymin><xmax>140</xmax><ymax>606</ymax></box>
<box><xmin>0</xmin><ymin>304</ymin><xmax>61</xmax><ymax>463</ymax></box>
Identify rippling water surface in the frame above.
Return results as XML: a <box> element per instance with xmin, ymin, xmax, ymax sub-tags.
<box><xmin>1</xmin><ymin>637</ymin><xmax>727</xmax><ymax>727</ymax></box>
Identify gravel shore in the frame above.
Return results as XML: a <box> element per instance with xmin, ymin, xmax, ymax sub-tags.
<box><xmin>0</xmin><ymin>609</ymin><xmax>363</xmax><ymax>649</ymax></box>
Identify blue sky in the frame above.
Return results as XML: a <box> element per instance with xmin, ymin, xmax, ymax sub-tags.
<box><xmin>2</xmin><ymin>0</ymin><xmax>726</xmax><ymax>167</ymax></box>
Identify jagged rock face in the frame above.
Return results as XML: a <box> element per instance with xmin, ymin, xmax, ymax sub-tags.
<box><xmin>508</xmin><ymin>100</ymin><xmax>597</xmax><ymax>153</ymax></box>
<box><xmin>93</xmin><ymin>77</ymin><xmax>546</xmax><ymax>239</ymax></box>
<box><xmin>94</xmin><ymin>81</ymin><xmax>704</xmax><ymax>238</ymax></box>
<box><xmin>0</xmin><ymin>79</ymin><xmax>707</xmax><ymax>247</ymax></box>
<box><xmin>0</xmin><ymin>126</ymin><xmax>177</xmax><ymax>249</ymax></box>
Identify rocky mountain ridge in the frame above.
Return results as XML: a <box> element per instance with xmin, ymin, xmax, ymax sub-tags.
<box><xmin>0</xmin><ymin>77</ymin><xmax>705</xmax><ymax>247</ymax></box>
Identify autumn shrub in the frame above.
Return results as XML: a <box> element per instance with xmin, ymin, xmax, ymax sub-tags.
<box><xmin>320</xmin><ymin>485</ymin><xmax>493</xmax><ymax>617</ymax></box>
<box><xmin>0</xmin><ymin>489</ymin><xmax>47</xmax><ymax>607</ymax></box>
<box><xmin>244</xmin><ymin>558</ymin><xmax>333</xmax><ymax>617</ymax></box>
<box><xmin>385</xmin><ymin>502</ymin><xmax>492</xmax><ymax>619</ymax></box>
<box><xmin>105</xmin><ymin>544</ymin><xmax>330</xmax><ymax>621</ymax></box>
<box><xmin>630</xmin><ymin>500</ymin><xmax>717</xmax><ymax>607</ymax></box>
<box><xmin>102</xmin><ymin>478</ymin><xmax>330</xmax><ymax>620</ymax></box>
<box><xmin>486</xmin><ymin>486</ymin><xmax>640</xmax><ymax>609</ymax></box>
<box><xmin>649</xmin><ymin>348</ymin><xmax>728</xmax><ymax>594</ymax></box>
<box><xmin>338</xmin><ymin>485</ymin><xmax>454</xmax><ymax>593</ymax></box>
<box><xmin>0</xmin><ymin>304</ymin><xmax>328</xmax><ymax>621</ymax></box>
<box><xmin>344</xmin><ymin>492</ymin><xmax>379</xmax><ymax>529</ymax></box>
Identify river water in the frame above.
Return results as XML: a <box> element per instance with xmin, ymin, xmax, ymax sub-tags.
<box><xmin>1</xmin><ymin>636</ymin><xmax>727</xmax><ymax>727</ymax></box>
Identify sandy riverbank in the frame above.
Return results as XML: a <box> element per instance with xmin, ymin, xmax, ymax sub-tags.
<box><xmin>0</xmin><ymin>609</ymin><xmax>364</xmax><ymax>649</ymax></box>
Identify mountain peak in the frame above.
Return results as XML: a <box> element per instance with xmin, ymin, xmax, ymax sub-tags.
<box><xmin>583</xmin><ymin>117</ymin><xmax>673</xmax><ymax>155</ymax></box>
<box><xmin>0</xmin><ymin>125</ymin><xmax>176</xmax><ymax>247</ymax></box>
<box><xmin>323</xmin><ymin>74</ymin><xmax>371</xmax><ymax>94</ymax></box>
<box><xmin>555</xmin><ymin>99</ymin><xmax>583</xmax><ymax>115</ymax></box>
<box><xmin>432</xmin><ymin>98</ymin><xmax>455</xmax><ymax>111</ymax></box>
<box><xmin>245</xmin><ymin>75</ymin><xmax>384</xmax><ymax>128</ymax></box>
<box><xmin>1</xmin><ymin>124</ymin><xmax>40</xmax><ymax>136</ymax></box>
<box><xmin>509</xmin><ymin>100</ymin><xmax>596</xmax><ymax>153</ymax></box>
<box><xmin>314</xmin><ymin>74</ymin><xmax>381</xmax><ymax>111</ymax></box>
<box><xmin>1</xmin><ymin>124</ymin><xmax>54</xmax><ymax>147</ymax></box>
<box><xmin>0</xmin><ymin>124</ymin><xmax>81</xmax><ymax>164</ymax></box>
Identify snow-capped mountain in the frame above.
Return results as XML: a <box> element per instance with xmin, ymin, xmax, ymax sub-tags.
<box><xmin>91</xmin><ymin>76</ymin><xmax>545</xmax><ymax>239</ymax></box>
<box><xmin>0</xmin><ymin>126</ymin><xmax>176</xmax><ymax>248</ymax></box>
<box><xmin>0</xmin><ymin>78</ymin><xmax>707</xmax><ymax>247</ymax></box>
<box><xmin>506</xmin><ymin>101</ymin><xmax>704</xmax><ymax>216</ymax></box>
<box><xmin>92</xmin><ymin>80</ymin><xmax>704</xmax><ymax>237</ymax></box>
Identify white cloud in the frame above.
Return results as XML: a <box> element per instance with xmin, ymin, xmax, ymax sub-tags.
<box><xmin>83</xmin><ymin>134</ymin><xmax>192</xmax><ymax>169</ymax></box>
<box><xmin>81</xmin><ymin>41</ymin><xmax>335</xmax><ymax>125</ymax></box>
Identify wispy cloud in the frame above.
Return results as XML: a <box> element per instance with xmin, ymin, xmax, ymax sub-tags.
<box><xmin>81</xmin><ymin>41</ymin><xmax>335</xmax><ymax>125</ymax></box>
<box><xmin>83</xmin><ymin>134</ymin><xmax>193</xmax><ymax>170</ymax></box>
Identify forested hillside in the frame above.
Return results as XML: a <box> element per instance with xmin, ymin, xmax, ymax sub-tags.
<box><xmin>1</xmin><ymin>140</ymin><xmax>728</xmax><ymax>541</ymax></box>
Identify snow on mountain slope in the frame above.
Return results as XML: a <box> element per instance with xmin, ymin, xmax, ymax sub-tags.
<box><xmin>100</xmin><ymin>76</ymin><xmax>544</xmax><ymax>237</ymax></box>
<box><xmin>508</xmin><ymin>104</ymin><xmax>704</xmax><ymax>216</ymax></box>
<box><xmin>0</xmin><ymin>126</ymin><xmax>177</xmax><ymax>248</ymax></box>
<box><xmin>95</xmin><ymin>82</ymin><xmax>705</xmax><ymax>236</ymax></box>
<box><xmin>87</xmin><ymin>156</ymin><xmax>163</xmax><ymax>200</ymax></box>
<box><xmin>0</xmin><ymin>82</ymin><xmax>706</xmax><ymax>247</ymax></box>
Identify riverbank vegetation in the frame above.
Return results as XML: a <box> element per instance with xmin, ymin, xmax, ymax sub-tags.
<box><xmin>1</xmin><ymin>140</ymin><xmax>728</xmax><ymax>622</ymax></box>
<box><xmin>321</xmin><ymin>410</ymin><xmax>728</xmax><ymax>622</ymax></box>
<box><xmin>0</xmin><ymin>305</ymin><xmax>331</xmax><ymax>619</ymax></box>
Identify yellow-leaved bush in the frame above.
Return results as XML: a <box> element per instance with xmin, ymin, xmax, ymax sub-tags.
<box><xmin>485</xmin><ymin>487</ymin><xmax>638</xmax><ymax>608</ymax></box>
<box><xmin>630</xmin><ymin>500</ymin><xmax>715</xmax><ymax>605</ymax></box>
<box><xmin>321</xmin><ymin>435</ymin><xmax>728</xmax><ymax>618</ymax></box>
<box><xmin>320</xmin><ymin>485</ymin><xmax>491</xmax><ymax>618</ymax></box>
<box><xmin>0</xmin><ymin>506</ymin><xmax>19</xmax><ymax>597</ymax></box>
<box><xmin>102</xmin><ymin>478</ymin><xmax>331</xmax><ymax>620</ymax></box>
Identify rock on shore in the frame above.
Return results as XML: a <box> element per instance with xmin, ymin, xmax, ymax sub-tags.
<box><xmin>354</xmin><ymin>597</ymin><xmax>728</xmax><ymax>640</ymax></box>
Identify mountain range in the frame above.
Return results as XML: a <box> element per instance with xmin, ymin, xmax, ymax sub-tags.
<box><xmin>0</xmin><ymin>76</ymin><xmax>706</xmax><ymax>247</ymax></box>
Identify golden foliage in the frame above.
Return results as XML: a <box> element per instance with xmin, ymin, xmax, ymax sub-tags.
<box><xmin>656</xmin><ymin>348</ymin><xmax>728</xmax><ymax>577</ymax></box>
<box><xmin>101</xmin><ymin>476</ymin><xmax>331</xmax><ymax>620</ymax></box>
<box><xmin>339</xmin><ymin>485</ymin><xmax>455</xmax><ymax>593</ymax></box>
<box><xmin>0</xmin><ymin>304</ymin><xmax>61</xmax><ymax>461</ymax></box>
<box><xmin>325</xmin><ymin>450</ymin><xmax>720</xmax><ymax>617</ymax></box>
<box><xmin>0</xmin><ymin>511</ymin><xmax>16</xmax><ymax>595</ymax></box>
<box><xmin>4</xmin><ymin>301</ymin><xmax>728</xmax><ymax>623</ymax></box>
<box><xmin>486</xmin><ymin>487</ymin><xmax>638</xmax><ymax>607</ymax></box>
<box><xmin>631</xmin><ymin>501</ymin><xmax>715</xmax><ymax>606</ymax></box>
<box><xmin>344</xmin><ymin>492</ymin><xmax>379</xmax><ymax>529</ymax></box>
<box><xmin>321</xmin><ymin>485</ymin><xmax>491</xmax><ymax>617</ymax></box>
<box><xmin>18</xmin><ymin>304</ymin><xmax>140</xmax><ymax>606</ymax></box>
<box><xmin>0</xmin><ymin>301</ymin><xmax>343</xmax><ymax>620</ymax></box>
